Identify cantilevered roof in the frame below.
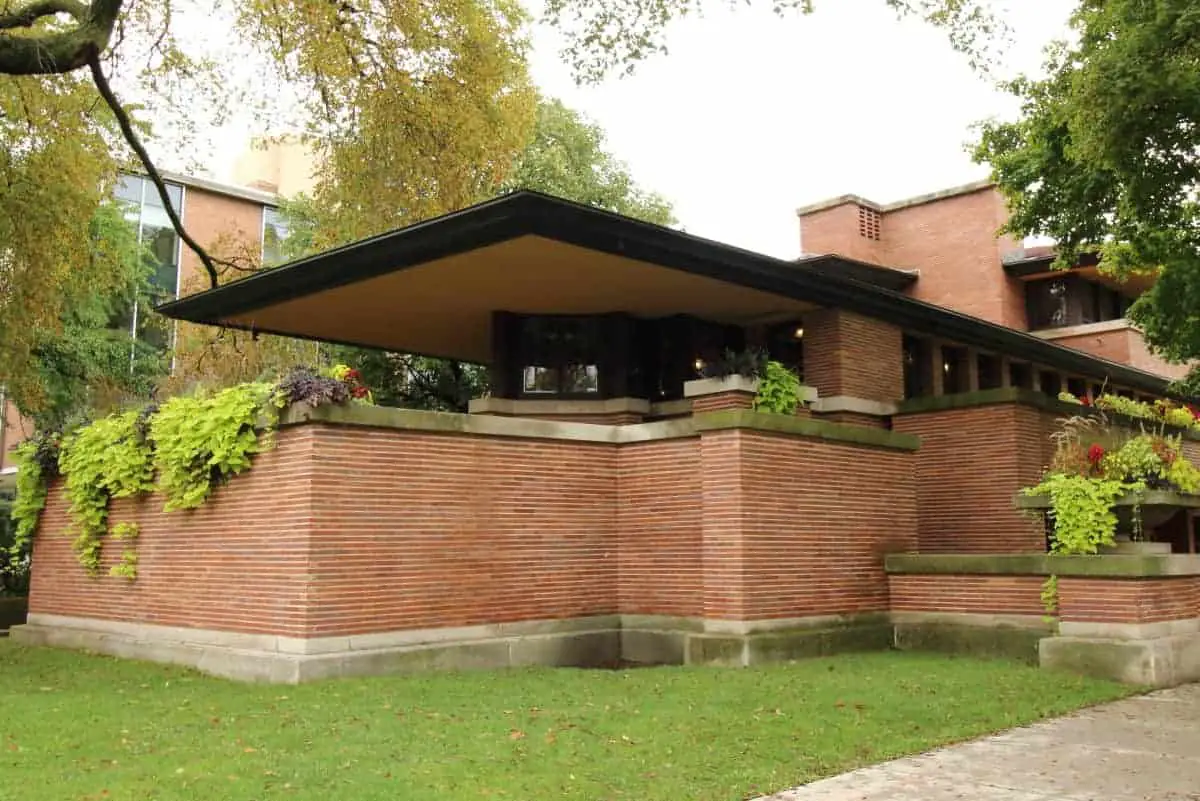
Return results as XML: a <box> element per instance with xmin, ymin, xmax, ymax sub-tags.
<box><xmin>158</xmin><ymin>190</ymin><xmax>1176</xmax><ymax>396</ymax></box>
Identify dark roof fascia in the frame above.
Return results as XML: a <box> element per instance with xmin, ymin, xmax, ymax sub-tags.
<box><xmin>1003</xmin><ymin>252</ymin><xmax>1101</xmax><ymax>278</ymax></box>
<box><xmin>795</xmin><ymin>254</ymin><xmax>918</xmax><ymax>291</ymax></box>
<box><xmin>158</xmin><ymin>191</ymin><xmax>1173</xmax><ymax>397</ymax></box>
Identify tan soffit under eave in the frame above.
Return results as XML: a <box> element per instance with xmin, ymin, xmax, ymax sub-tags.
<box><xmin>221</xmin><ymin>235</ymin><xmax>816</xmax><ymax>362</ymax></box>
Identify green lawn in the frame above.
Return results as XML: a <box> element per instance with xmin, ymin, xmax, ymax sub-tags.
<box><xmin>0</xmin><ymin>642</ymin><xmax>1133</xmax><ymax>801</ymax></box>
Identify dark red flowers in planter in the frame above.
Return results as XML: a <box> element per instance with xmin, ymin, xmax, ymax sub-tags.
<box><xmin>1087</xmin><ymin>444</ymin><xmax>1105</xmax><ymax>465</ymax></box>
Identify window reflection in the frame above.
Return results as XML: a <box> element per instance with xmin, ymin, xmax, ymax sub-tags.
<box><xmin>108</xmin><ymin>175</ymin><xmax>184</xmax><ymax>354</ymax></box>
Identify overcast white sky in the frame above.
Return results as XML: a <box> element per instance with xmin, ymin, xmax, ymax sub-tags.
<box><xmin>208</xmin><ymin>0</ymin><xmax>1076</xmax><ymax>259</ymax></box>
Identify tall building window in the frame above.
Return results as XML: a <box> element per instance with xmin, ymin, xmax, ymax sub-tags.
<box><xmin>262</xmin><ymin>206</ymin><xmax>290</xmax><ymax>267</ymax></box>
<box><xmin>113</xmin><ymin>175</ymin><xmax>184</xmax><ymax>349</ymax></box>
<box><xmin>1025</xmin><ymin>274</ymin><xmax>1130</xmax><ymax>331</ymax></box>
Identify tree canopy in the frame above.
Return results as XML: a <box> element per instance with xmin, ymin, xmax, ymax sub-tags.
<box><xmin>542</xmin><ymin>0</ymin><xmax>1007</xmax><ymax>84</ymax></box>
<box><xmin>503</xmin><ymin>97</ymin><xmax>675</xmax><ymax>226</ymax></box>
<box><xmin>0</xmin><ymin>0</ymin><xmax>536</xmax><ymax>414</ymax></box>
<box><xmin>975</xmin><ymin>0</ymin><xmax>1200</xmax><ymax>384</ymax></box>
<box><xmin>167</xmin><ymin>94</ymin><xmax>678</xmax><ymax>408</ymax></box>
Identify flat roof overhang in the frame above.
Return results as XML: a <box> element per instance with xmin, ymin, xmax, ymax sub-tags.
<box><xmin>158</xmin><ymin>191</ymin><xmax>1178</xmax><ymax>396</ymax></box>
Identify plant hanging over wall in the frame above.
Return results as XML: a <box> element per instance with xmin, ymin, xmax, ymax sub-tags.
<box><xmin>8</xmin><ymin>365</ymin><xmax>374</xmax><ymax>581</ymax></box>
<box><xmin>1024</xmin><ymin>406</ymin><xmax>1200</xmax><ymax>610</ymax></box>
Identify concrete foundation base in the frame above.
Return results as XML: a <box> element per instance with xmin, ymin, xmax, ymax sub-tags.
<box><xmin>1040</xmin><ymin>632</ymin><xmax>1200</xmax><ymax>688</ymax></box>
<box><xmin>892</xmin><ymin>614</ymin><xmax>1051</xmax><ymax>665</ymax></box>
<box><xmin>10</xmin><ymin>612</ymin><xmax>895</xmax><ymax>682</ymax></box>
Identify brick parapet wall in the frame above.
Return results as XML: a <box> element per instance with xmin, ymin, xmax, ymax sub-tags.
<box><xmin>892</xmin><ymin>401</ymin><xmax>1055</xmax><ymax>553</ymax></box>
<box><xmin>889</xmin><ymin>574</ymin><xmax>1045</xmax><ymax>617</ymax></box>
<box><xmin>28</xmin><ymin>427</ymin><xmax>318</xmax><ymax>636</ymax></box>
<box><xmin>1058</xmin><ymin>577</ymin><xmax>1200</xmax><ymax>624</ymax></box>
<box><xmin>736</xmin><ymin>429</ymin><xmax>917</xmax><ymax>619</ymax></box>
<box><xmin>26</xmin><ymin>411</ymin><xmax>922</xmax><ymax>641</ymax></box>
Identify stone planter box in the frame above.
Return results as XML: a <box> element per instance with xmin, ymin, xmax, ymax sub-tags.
<box><xmin>1016</xmin><ymin>489</ymin><xmax>1200</xmax><ymax>551</ymax></box>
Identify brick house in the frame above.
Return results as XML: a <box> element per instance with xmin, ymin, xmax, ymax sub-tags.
<box><xmin>796</xmin><ymin>180</ymin><xmax>1185</xmax><ymax>380</ymax></box>
<box><xmin>15</xmin><ymin>190</ymin><xmax>1200</xmax><ymax>687</ymax></box>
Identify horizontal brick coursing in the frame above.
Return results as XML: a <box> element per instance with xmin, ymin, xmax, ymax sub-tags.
<box><xmin>305</xmin><ymin>427</ymin><xmax>618</xmax><ymax>636</ymax></box>
<box><xmin>1058</xmin><ymin>577</ymin><xmax>1200</xmax><ymax>624</ymax></box>
<box><xmin>691</xmin><ymin>392</ymin><xmax>755</xmax><ymax>414</ymax></box>
<box><xmin>803</xmin><ymin>309</ymin><xmax>903</xmax><ymax>404</ymax></box>
<box><xmin>28</xmin><ymin>428</ymin><xmax>317</xmax><ymax>636</ymax></box>
<box><xmin>889</xmin><ymin>574</ymin><xmax>1045</xmax><ymax>617</ymax></box>
<box><xmin>617</xmin><ymin>439</ymin><xmax>702</xmax><ymax>616</ymax></box>
<box><xmin>732</xmin><ymin>430</ymin><xmax>917</xmax><ymax>620</ymax></box>
<box><xmin>893</xmin><ymin>403</ymin><xmax>1054</xmax><ymax>553</ymax></box>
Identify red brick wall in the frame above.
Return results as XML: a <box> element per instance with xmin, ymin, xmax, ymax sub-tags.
<box><xmin>735</xmin><ymin>430</ymin><xmax>917</xmax><ymax>619</ymax></box>
<box><xmin>304</xmin><ymin>425</ymin><xmax>619</xmax><ymax>636</ymax></box>
<box><xmin>178</xmin><ymin>187</ymin><xmax>266</xmax><ymax>290</ymax></box>
<box><xmin>798</xmin><ymin>203</ymin><xmax>887</xmax><ymax>264</ymax></box>
<box><xmin>884</xmin><ymin>188</ymin><xmax>1025</xmax><ymax>329</ymax></box>
<box><xmin>691</xmin><ymin>393</ymin><xmax>755</xmax><ymax>414</ymax></box>
<box><xmin>617</xmin><ymin>439</ymin><xmax>703</xmax><ymax>616</ymax></box>
<box><xmin>700</xmin><ymin>430</ymin><xmax>747</xmax><ymax>619</ymax></box>
<box><xmin>797</xmin><ymin>188</ymin><xmax>1025</xmax><ymax>329</ymax></box>
<box><xmin>1058</xmin><ymin>577</ymin><xmax>1200</xmax><ymax>624</ymax></box>
<box><xmin>803</xmin><ymin>309</ymin><xmax>904</xmax><ymax>403</ymax></box>
<box><xmin>28</xmin><ymin>427</ymin><xmax>318</xmax><ymax>636</ymax></box>
<box><xmin>893</xmin><ymin>402</ymin><xmax>1055</xmax><ymax>553</ymax></box>
<box><xmin>889</xmin><ymin>574</ymin><xmax>1045</xmax><ymax>617</ymax></box>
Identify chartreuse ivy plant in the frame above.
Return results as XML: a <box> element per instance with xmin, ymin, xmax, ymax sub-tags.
<box><xmin>753</xmin><ymin>360</ymin><xmax>804</xmax><ymax>415</ymax></box>
<box><xmin>1025</xmin><ymin>407</ymin><xmax>1200</xmax><ymax>611</ymax></box>
<box><xmin>57</xmin><ymin>411</ymin><xmax>155</xmax><ymax>575</ymax></box>
<box><xmin>150</xmin><ymin>382</ymin><xmax>284</xmax><ymax>512</ymax></box>
<box><xmin>5</xmin><ymin>367</ymin><xmax>371</xmax><ymax>582</ymax></box>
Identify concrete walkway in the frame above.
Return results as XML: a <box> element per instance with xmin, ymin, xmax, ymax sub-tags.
<box><xmin>758</xmin><ymin>685</ymin><xmax>1200</xmax><ymax>801</ymax></box>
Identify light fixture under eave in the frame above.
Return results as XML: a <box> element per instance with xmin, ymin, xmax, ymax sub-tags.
<box><xmin>792</xmin><ymin>326</ymin><xmax>805</xmax><ymax>340</ymax></box>
<box><xmin>693</xmin><ymin>357</ymin><xmax>706</xmax><ymax>373</ymax></box>
<box><xmin>943</xmin><ymin>361</ymin><xmax>951</xmax><ymax>373</ymax></box>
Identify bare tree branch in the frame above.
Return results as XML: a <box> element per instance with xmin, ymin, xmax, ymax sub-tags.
<box><xmin>0</xmin><ymin>0</ymin><xmax>121</xmax><ymax>74</ymax></box>
<box><xmin>86</xmin><ymin>51</ymin><xmax>221</xmax><ymax>289</ymax></box>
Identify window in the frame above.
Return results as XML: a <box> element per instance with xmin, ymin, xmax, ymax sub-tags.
<box><xmin>262</xmin><ymin>207</ymin><xmax>290</xmax><ymax>267</ymax></box>
<box><xmin>1026</xmin><ymin>275</ymin><xmax>1130</xmax><ymax>331</ymax></box>
<box><xmin>941</xmin><ymin>345</ymin><xmax>970</xmax><ymax>394</ymax></box>
<box><xmin>977</xmin><ymin>353</ymin><xmax>1002</xmax><ymax>390</ymax></box>
<box><xmin>112</xmin><ymin>175</ymin><xmax>184</xmax><ymax>351</ymax></box>
<box><xmin>766</xmin><ymin>320</ymin><xmax>805</xmax><ymax>381</ymax></box>
<box><xmin>519</xmin><ymin>317</ymin><xmax>601</xmax><ymax>396</ymax></box>
<box><xmin>903</xmin><ymin>335</ymin><xmax>933</xmax><ymax>399</ymax></box>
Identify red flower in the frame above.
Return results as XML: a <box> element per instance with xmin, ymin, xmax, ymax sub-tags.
<box><xmin>1189</xmin><ymin>404</ymin><xmax>1200</xmax><ymax>421</ymax></box>
<box><xmin>346</xmin><ymin>369</ymin><xmax>362</xmax><ymax>382</ymax></box>
<box><xmin>1087</xmin><ymin>444</ymin><xmax>1105</xmax><ymax>464</ymax></box>
<box><xmin>1080</xmin><ymin>395</ymin><xmax>1092</xmax><ymax>406</ymax></box>
<box><xmin>351</xmin><ymin>385</ymin><xmax>368</xmax><ymax>399</ymax></box>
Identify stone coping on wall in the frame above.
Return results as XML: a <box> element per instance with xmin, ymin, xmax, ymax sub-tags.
<box><xmin>1015</xmin><ymin>489</ymin><xmax>1200</xmax><ymax>511</ymax></box>
<box><xmin>280</xmin><ymin>403</ymin><xmax>918</xmax><ymax>450</ymax></box>
<box><xmin>281</xmin><ymin>402</ymin><xmax>698</xmax><ymax>444</ymax></box>
<box><xmin>895</xmin><ymin>387</ymin><xmax>1200</xmax><ymax>440</ymax></box>
<box><xmin>693</xmin><ymin>409</ymin><xmax>920</xmax><ymax>451</ymax></box>
<box><xmin>886</xmin><ymin>553</ymin><xmax>1200</xmax><ymax>577</ymax></box>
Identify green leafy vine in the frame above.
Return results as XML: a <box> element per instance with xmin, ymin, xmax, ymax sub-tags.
<box><xmin>57</xmin><ymin>411</ymin><xmax>154</xmax><ymax>575</ymax></box>
<box><xmin>150</xmin><ymin>382</ymin><xmax>284</xmax><ymax>512</ymax></box>
<box><xmin>754</xmin><ymin>360</ymin><xmax>804</xmax><ymax>415</ymax></box>
<box><xmin>9</xmin><ymin>366</ymin><xmax>367</xmax><ymax>582</ymax></box>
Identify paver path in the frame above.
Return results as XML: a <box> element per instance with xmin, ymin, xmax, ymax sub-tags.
<box><xmin>757</xmin><ymin>685</ymin><xmax>1200</xmax><ymax>800</ymax></box>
